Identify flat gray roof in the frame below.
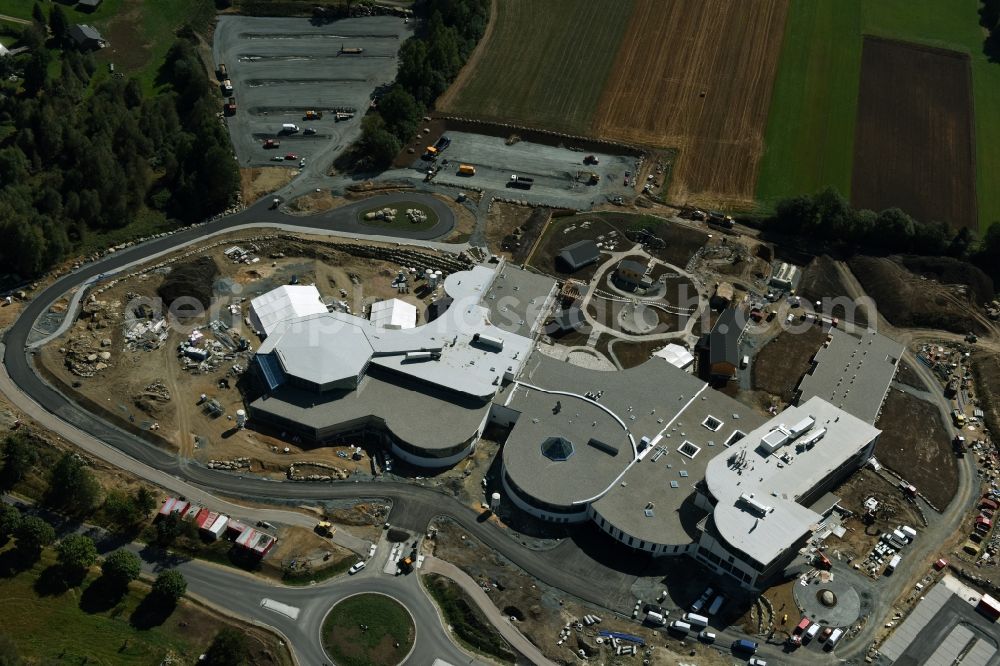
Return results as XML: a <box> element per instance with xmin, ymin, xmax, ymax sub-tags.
<box><xmin>881</xmin><ymin>580</ymin><xmax>1000</xmax><ymax>665</ymax></box>
<box><xmin>482</xmin><ymin>263</ymin><xmax>557</xmax><ymax>338</ymax></box>
<box><xmin>502</xmin><ymin>354</ymin><xmax>727</xmax><ymax>511</ymax></box>
<box><xmin>593</xmin><ymin>385</ymin><xmax>767</xmax><ymax>546</ymax></box>
<box><xmin>249</xmin><ymin>368</ymin><xmax>489</xmax><ymax>451</ymax></box>
<box><xmin>796</xmin><ymin>327</ymin><xmax>904</xmax><ymax>424</ymax></box>
<box><xmin>703</xmin><ymin>397</ymin><xmax>881</xmax><ymax>566</ymax></box>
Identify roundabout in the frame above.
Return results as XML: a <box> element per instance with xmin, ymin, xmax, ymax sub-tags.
<box><xmin>322</xmin><ymin>593</ymin><xmax>415</xmax><ymax>666</ymax></box>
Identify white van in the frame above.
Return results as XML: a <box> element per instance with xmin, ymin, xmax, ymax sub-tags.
<box><xmin>699</xmin><ymin>629</ymin><xmax>716</xmax><ymax>643</ymax></box>
<box><xmin>707</xmin><ymin>594</ymin><xmax>725</xmax><ymax>616</ymax></box>
<box><xmin>825</xmin><ymin>628</ymin><xmax>844</xmax><ymax>650</ymax></box>
<box><xmin>682</xmin><ymin>613</ymin><xmax>709</xmax><ymax>628</ymax></box>
<box><xmin>645</xmin><ymin>611</ymin><xmax>666</xmax><ymax>627</ymax></box>
<box><xmin>669</xmin><ymin>620</ymin><xmax>691</xmax><ymax>634</ymax></box>
<box><xmin>805</xmin><ymin>623</ymin><xmax>821</xmax><ymax>641</ymax></box>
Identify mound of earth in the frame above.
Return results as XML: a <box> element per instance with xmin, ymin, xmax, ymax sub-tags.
<box><xmin>157</xmin><ymin>256</ymin><xmax>219</xmax><ymax>310</ymax></box>
<box><xmin>848</xmin><ymin>255</ymin><xmax>988</xmax><ymax>334</ymax></box>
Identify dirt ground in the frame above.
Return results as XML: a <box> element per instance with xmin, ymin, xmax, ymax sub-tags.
<box><xmin>240</xmin><ymin>167</ymin><xmax>296</xmax><ymax>205</ymax></box>
<box><xmin>972</xmin><ymin>351</ymin><xmax>1000</xmax><ymax>440</ymax></box>
<box><xmin>828</xmin><ymin>468</ymin><xmax>925</xmax><ymax>566</ymax></box>
<box><xmin>35</xmin><ymin>232</ymin><xmax>454</xmax><ymax>472</ymax></box>
<box><xmin>852</xmin><ymin>38</ymin><xmax>977</xmax><ymax>231</ymax></box>
<box><xmin>797</xmin><ymin>255</ymin><xmax>869</xmax><ymax>328</ymax></box>
<box><xmin>751</xmin><ymin>325</ymin><xmax>826</xmax><ymax>403</ymax></box>
<box><xmin>592</xmin><ymin>0</ymin><xmax>789</xmax><ymax>207</ymax></box>
<box><xmin>874</xmin><ymin>388</ymin><xmax>957</xmax><ymax>509</ymax></box>
<box><xmin>527</xmin><ymin>213</ymin><xmax>708</xmax><ymax>282</ymax></box>
<box><xmin>485</xmin><ymin>202</ymin><xmax>538</xmax><ymax>260</ymax></box>
<box><xmin>849</xmin><ymin>255</ymin><xmax>989</xmax><ymax>335</ymax></box>
<box><xmin>426</xmin><ymin>521</ymin><xmax>730</xmax><ymax>666</ymax></box>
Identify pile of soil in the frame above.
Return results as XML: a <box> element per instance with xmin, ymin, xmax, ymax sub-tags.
<box><xmin>157</xmin><ymin>256</ymin><xmax>219</xmax><ymax>309</ymax></box>
<box><xmin>849</xmin><ymin>255</ymin><xmax>988</xmax><ymax>334</ymax></box>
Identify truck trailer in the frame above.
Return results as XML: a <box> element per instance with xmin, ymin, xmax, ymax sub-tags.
<box><xmin>458</xmin><ymin>164</ymin><xmax>476</xmax><ymax>176</ymax></box>
<box><xmin>509</xmin><ymin>174</ymin><xmax>534</xmax><ymax>189</ymax></box>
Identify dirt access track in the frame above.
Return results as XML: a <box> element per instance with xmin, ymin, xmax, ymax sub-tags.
<box><xmin>851</xmin><ymin>37</ymin><xmax>978</xmax><ymax>231</ymax></box>
<box><xmin>593</xmin><ymin>0</ymin><xmax>789</xmax><ymax>207</ymax></box>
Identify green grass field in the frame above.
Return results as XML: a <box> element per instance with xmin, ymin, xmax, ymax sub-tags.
<box><xmin>757</xmin><ymin>0</ymin><xmax>1000</xmax><ymax>231</ymax></box>
<box><xmin>322</xmin><ymin>593</ymin><xmax>414</xmax><ymax>666</ymax></box>
<box><xmin>0</xmin><ymin>546</ymin><xmax>228</xmax><ymax>664</ymax></box>
<box><xmin>442</xmin><ymin>0</ymin><xmax>634</xmax><ymax>135</ymax></box>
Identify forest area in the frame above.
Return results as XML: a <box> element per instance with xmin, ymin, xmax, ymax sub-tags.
<box><xmin>0</xmin><ymin>6</ymin><xmax>238</xmax><ymax>281</ymax></box>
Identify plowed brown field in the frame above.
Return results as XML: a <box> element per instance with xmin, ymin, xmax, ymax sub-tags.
<box><xmin>851</xmin><ymin>37</ymin><xmax>977</xmax><ymax>231</ymax></box>
<box><xmin>592</xmin><ymin>0</ymin><xmax>789</xmax><ymax>207</ymax></box>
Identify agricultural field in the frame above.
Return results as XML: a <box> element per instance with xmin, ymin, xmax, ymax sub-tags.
<box><xmin>591</xmin><ymin>0</ymin><xmax>789</xmax><ymax>207</ymax></box>
<box><xmin>851</xmin><ymin>38</ymin><xmax>977</xmax><ymax>230</ymax></box>
<box><xmin>439</xmin><ymin>0</ymin><xmax>788</xmax><ymax>208</ymax></box>
<box><xmin>757</xmin><ymin>0</ymin><xmax>1000</xmax><ymax>230</ymax></box>
<box><xmin>438</xmin><ymin>0</ymin><xmax>634</xmax><ymax>135</ymax></box>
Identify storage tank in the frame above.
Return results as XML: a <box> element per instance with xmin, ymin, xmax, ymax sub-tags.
<box><xmin>236</xmin><ymin>409</ymin><xmax>247</xmax><ymax>428</ymax></box>
<box><xmin>490</xmin><ymin>492</ymin><xmax>500</xmax><ymax>512</ymax></box>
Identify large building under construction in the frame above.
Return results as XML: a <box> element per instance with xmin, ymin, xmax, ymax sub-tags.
<box><xmin>247</xmin><ymin>260</ymin><xmax>895</xmax><ymax>590</ymax></box>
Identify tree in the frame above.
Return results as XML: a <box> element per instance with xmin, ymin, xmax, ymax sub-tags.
<box><xmin>45</xmin><ymin>453</ymin><xmax>100</xmax><ymax>516</ymax></box>
<box><xmin>981</xmin><ymin>0</ymin><xmax>1000</xmax><ymax>29</ymax></box>
<box><xmin>56</xmin><ymin>534</ymin><xmax>97</xmax><ymax>573</ymax></box>
<box><xmin>134</xmin><ymin>486</ymin><xmax>157</xmax><ymax>518</ymax></box>
<box><xmin>101</xmin><ymin>549</ymin><xmax>141</xmax><ymax>584</ymax></box>
<box><xmin>202</xmin><ymin>627</ymin><xmax>248</xmax><ymax>666</ymax></box>
<box><xmin>152</xmin><ymin>569</ymin><xmax>187</xmax><ymax>602</ymax></box>
<box><xmin>0</xmin><ymin>504</ymin><xmax>21</xmax><ymax>543</ymax></box>
<box><xmin>15</xmin><ymin>516</ymin><xmax>55</xmax><ymax>553</ymax></box>
<box><xmin>155</xmin><ymin>511</ymin><xmax>183</xmax><ymax>547</ymax></box>
<box><xmin>0</xmin><ymin>435</ymin><xmax>37</xmax><ymax>490</ymax></box>
<box><xmin>377</xmin><ymin>85</ymin><xmax>424</xmax><ymax>143</ymax></box>
<box><xmin>48</xmin><ymin>5</ymin><xmax>69</xmax><ymax>46</ymax></box>
<box><xmin>31</xmin><ymin>3</ymin><xmax>45</xmax><ymax>27</ymax></box>
<box><xmin>102</xmin><ymin>490</ymin><xmax>140</xmax><ymax>528</ymax></box>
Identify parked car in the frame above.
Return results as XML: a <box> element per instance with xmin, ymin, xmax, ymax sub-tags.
<box><xmin>285</xmin><ymin>153</ymin><xmax>298</xmax><ymax>160</ymax></box>
<box><xmin>271</xmin><ymin>156</ymin><xmax>285</xmax><ymax>162</ymax></box>
<box><xmin>348</xmin><ymin>560</ymin><xmax>366</xmax><ymax>575</ymax></box>
<box><xmin>303</xmin><ymin>127</ymin><xmax>317</xmax><ymax>135</ymax></box>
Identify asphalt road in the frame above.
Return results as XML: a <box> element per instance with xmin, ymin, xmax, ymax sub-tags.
<box><xmin>5</xmin><ymin>495</ymin><xmax>480</xmax><ymax>666</ymax></box>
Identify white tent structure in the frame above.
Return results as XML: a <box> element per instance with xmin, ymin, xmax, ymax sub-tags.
<box><xmin>248</xmin><ymin>285</ymin><xmax>327</xmax><ymax>337</ymax></box>
<box><xmin>369</xmin><ymin>298</ymin><xmax>417</xmax><ymax>329</ymax></box>
<box><xmin>654</xmin><ymin>343</ymin><xmax>694</xmax><ymax>370</ymax></box>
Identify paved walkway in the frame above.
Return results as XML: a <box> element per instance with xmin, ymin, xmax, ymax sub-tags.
<box><xmin>422</xmin><ymin>555</ymin><xmax>557</xmax><ymax>666</ymax></box>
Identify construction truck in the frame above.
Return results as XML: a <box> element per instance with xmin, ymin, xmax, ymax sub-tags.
<box><xmin>314</xmin><ymin>521</ymin><xmax>336</xmax><ymax>537</ymax></box>
<box><xmin>423</xmin><ymin>145</ymin><xmax>439</xmax><ymax>160</ymax></box>
<box><xmin>584</xmin><ymin>154</ymin><xmax>599</xmax><ymax>165</ymax></box>
<box><xmin>224</xmin><ymin>97</ymin><xmax>237</xmax><ymax>115</ymax></box>
<box><xmin>953</xmin><ymin>435</ymin><xmax>967</xmax><ymax>457</ymax></box>
<box><xmin>221</xmin><ymin>79</ymin><xmax>233</xmax><ymax>94</ymax></box>
<box><xmin>334</xmin><ymin>112</ymin><xmax>354</xmax><ymax>122</ymax></box>
<box><xmin>304</xmin><ymin>110</ymin><xmax>322</xmax><ymax>120</ymax></box>
<box><xmin>398</xmin><ymin>555</ymin><xmax>414</xmax><ymax>574</ymax></box>
<box><xmin>217</xmin><ymin>63</ymin><xmax>227</xmax><ymax>79</ymax></box>
<box><xmin>458</xmin><ymin>164</ymin><xmax>476</xmax><ymax>176</ymax></box>
<box><xmin>587</xmin><ymin>172</ymin><xmax>600</xmax><ymax>185</ymax></box>
<box><xmin>508</xmin><ymin>174</ymin><xmax>533</xmax><ymax>189</ymax></box>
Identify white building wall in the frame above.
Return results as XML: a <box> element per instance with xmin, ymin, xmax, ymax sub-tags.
<box><xmin>390</xmin><ymin>440</ymin><xmax>476</xmax><ymax>469</ymax></box>
<box><xmin>500</xmin><ymin>470</ymin><xmax>589</xmax><ymax>524</ymax></box>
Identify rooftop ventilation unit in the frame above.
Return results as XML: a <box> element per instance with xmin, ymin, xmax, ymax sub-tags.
<box><xmin>795</xmin><ymin>427</ymin><xmax>827</xmax><ymax>451</ymax></box>
<box><xmin>759</xmin><ymin>427</ymin><xmax>790</xmax><ymax>454</ymax></box>
<box><xmin>472</xmin><ymin>333</ymin><xmax>504</xmax><ymax>351</ymax></box>
<box><xmin>738</xmin><ymin>493</ymin><xmax>772</xmax><ymax>517</ymax></box>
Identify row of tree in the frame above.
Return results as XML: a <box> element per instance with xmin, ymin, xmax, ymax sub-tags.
<box><xmin>982</xmin><ymin>0</ymin><xmax>1000</xmax><ymax>60</ymax></box>
<box><xmin>351</xmin><ymin>0</ymin><xmax>490</xmax><ymax>168</ymax></box>
<box><xmin>0</xmin><ymin>434</ymin><xmax>248</xmax><ymax>665</ymax></box>
<box><xmin>0</xmin><ymin>11</ymin><xmax>238</xmax><ymax>279</ymax></box>
<box><xmin>763</xmin><ymin>187</ymin><xmax>1000</xmax><ymax>286</ymax></box>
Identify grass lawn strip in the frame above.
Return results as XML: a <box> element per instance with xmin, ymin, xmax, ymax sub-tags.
<box><xmin>322</xmin><ymin>593</ymin><xmax>415</xmax><ymax>666</ymax></box>
<box><xmin>424</xmin><ymin>573</ymin><xmax>516</xmax><ymax>663</ymax></box>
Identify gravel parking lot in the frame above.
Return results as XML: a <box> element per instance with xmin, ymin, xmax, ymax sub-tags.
<box><xmin>213</xmin><ymin>16</ymin><xmax>412</xmax><ymax>171</ymax></box>
<box><xmin>414</xmin><ymin>131</ymin><xmax>638</xmax><ymax>209</ymax></box>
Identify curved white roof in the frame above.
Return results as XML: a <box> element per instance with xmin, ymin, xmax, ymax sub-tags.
<box><xmin>249</xmin><ymin>285</ymin><xmax>327</xmax><ymax>336</ymax></box>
